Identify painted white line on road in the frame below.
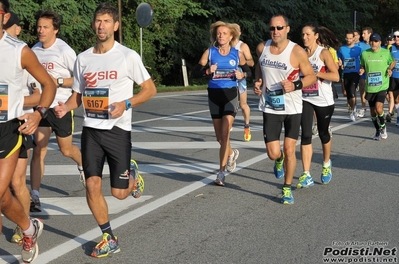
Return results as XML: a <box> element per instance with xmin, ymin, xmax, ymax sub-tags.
<box><xmin>28</xmin><ymin>163</ymin><xmax>221</xmax><ymax>176</ymax></box>
<box><xmin>28</xmin><ymin>195</ymin><xmax>152</xmax><ymax>216</ymax></box>
<box><xmin>34</xmin><ymin>151</ymin><xmax>270</xmax><ymax>264</ymax></box>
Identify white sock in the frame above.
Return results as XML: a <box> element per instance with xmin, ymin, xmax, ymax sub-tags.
<box><xmin>31</xmin><ymin>190</ymin><xmax>40</xmax><ymax>197</ymax></box>
<box><xmin>78</xmin><ymin>165</ymin><xmax>83</xmax><ymax>171</ymax></box>
<box><xmin>23</xmin><ymin>219</ymin><xmax>35</xmax><ymax>236</ymax></box>
<box><xmin>323</xmin><ymin>159</ymin><xmax>331</xmax><ymax>167</ymax></box>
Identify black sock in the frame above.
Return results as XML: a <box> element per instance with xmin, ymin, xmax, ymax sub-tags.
<box><xmin>244</xmin><ymin>124</ymin><xmax>250</xmax><ymax>128</ymax></box>
<box><xmin>99</xmin><ymin>222</ymin><xmax>114</xmax><ymax>239</ymax></box>
<box><xmin>283</xmin><ymin>184</ymin><xmax>291</xmax><ymax>188</ymax></box>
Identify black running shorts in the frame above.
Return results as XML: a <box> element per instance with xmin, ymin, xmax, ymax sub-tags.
<box><xmin>207</xmin><ymin>87</ymin><xmax>239</xmax><ymax>119</ymax></box>
<box><xmin>262</xmin><ymin>113</ymin><xmax>302</xmax><ymax>143</ymax></box>
<box><xmin>0</xmin><ymin>119</ymin><xmax>22</xmax><ymax>159</ymax></box>
<box><xmin>39</xmin><ymin>108</ymin><xmax>74</xmax><ymax>138</ymax></box>
<box><xmin>81</xmin><ymin>126</ymin><xmax>131</xmax><ymax>189</ymax></box>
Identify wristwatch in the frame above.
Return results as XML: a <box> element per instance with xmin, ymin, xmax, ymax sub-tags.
<box><xmin>35</xmin><ymin>106</ymin><xmax>48</xmax><ymax>119</ymax></box>
<box><xmin>57</xmin><ymin>78</ymin><xmax>64</xmax><ymax>87</ymax></box>
<box><xmin>124</xmin><ymin>99</ymin><xmax>132</xmax><ymax>110</ymax></box>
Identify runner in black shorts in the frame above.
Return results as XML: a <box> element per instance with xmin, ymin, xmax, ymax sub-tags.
<box><xmin>193</xmin><ymin>21</ymin><xmax>250</xmax><ymax>186</ymax></box>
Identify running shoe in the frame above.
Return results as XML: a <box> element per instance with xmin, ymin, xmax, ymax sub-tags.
<box><xmin>297</xmin><ymin>172</ymin><xmax>314</xmax><ymax>188</ymax></box>
<box><xmin>321</xmin><ymin>162</ymin><xmax>332</xmax><ymax>184</ymax></box>
<box><xmin>78</xmin><ymin>166</ymin><xmax>86</xmax><ymax>187</ymax></box>
<box><xmin>273</xmin><ymin>153</ymin><xmax>284</xmax><ymax>179</ymax></box>
<box><xmin>380</xmin><ymin>126</ymin><xmax>388</xmax><ymax>140</ymax></box>
<box><xmin>349</xmin><ymin>111</ymin><xmax>357</xmax><ymax>122</ymax></box>
<box><xmin>226</xmin><ymin>149</ymin><xmax>239</xmax><ymax>172</ymax></box>
<box><xmin>30</xmin><ymin>194</ymin><xmax>41</xmax><ymax>212</ymax></box>
<box><xmin>11</xmin><ymin>225</ymin><xmax>23</xmax><ymax>245</ymax></box>
<box><xmin>244</xmin><ymin>126</ymin><xmax>251</xmax><ymax>141</ymax></box>
<box><xmin>130</xmin><ymin>159</ymin><xmax>144</xmax><ymax>198</ymax></box>
<box><xmin>281</xmin><ymin>187</ymin><xmax>294</xmax><ymax>205</ymax></box>
<box><xmin>22</xmin><ymin>218</ymin><xmax>44</xmax><ymax>264</ymax></box>
<box><xmin>386</xmin><ymin>113</ymin><xmax>392</xmax><ymax>123</ymax></box>
<box><xmin>373</xmin><ymin>130</ymin><xmax>381</xmax><ymax>141</ymax></box>
<box><xmin>312</xmin><ymin>123</ymin><xmax>318</xmax><ymax>136</ymax></box>
<box><xmin>91</xmin><ymin>233</ymin><xmax>120</xmax><ymax>258</ymax></box>
<box><xmin>357</xmin><ymin>108</ymin><xmax>365</xmax><ymax>118</ymax></box>
<box><xmin>214</xmin><ymin>171</ymin><xmax>225</xmax><ymax>186</ymax></box>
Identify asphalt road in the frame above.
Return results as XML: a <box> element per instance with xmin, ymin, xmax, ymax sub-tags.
<box><xmin>1</xmin><ymin>88</ymin><xmax>398</xmax><ymax>264</ymax></box>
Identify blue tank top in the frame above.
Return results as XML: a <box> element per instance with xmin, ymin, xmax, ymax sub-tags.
<box><xmin>391</xmin><ymin>45</ymin><xmax>399</xmax><ymax>78</ymax></box>
<box><xmin>208</xmin><ymin>46</ymin><xmax>239</xmax><ymax>89</ymax></box>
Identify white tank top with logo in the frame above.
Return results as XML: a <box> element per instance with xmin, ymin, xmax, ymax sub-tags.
<box><xmin>302</xmin><ymin>45</ymin><xmax>334</xmax><ymax>106</ymax></box>
<box><xmin>0</xmin><ymin>32</ymin><xmax>26</xmax><ymax>122</ymax></box>
<box><xmin>73</xmin><ymin>41</ymin><xmax>151</xmax><ymax>131</ymax></box>
<box><xmin>258</xmin><ymin>40</ymin><xmax>302</xmax><ymax>114</ymax></box>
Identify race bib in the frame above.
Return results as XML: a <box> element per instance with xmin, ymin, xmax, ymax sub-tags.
<box><xmin>394</xmin><ymin>59</ymin><xmax>399</xmax><ymax>72</ymax></box>
<box><xmin>265</xmin><ymin>89</ymin><xmax>285</xmax><ymax>111</ymax></box>
<box><xmin>344</xmin><ymin>58</ymin><xmax>356</xmax><ymax>71</ymax></box>
<box><xmin>82</xmin><ymin>87</ymin><xmax>110</xmax><ymax>119</ymax></box>
<box><xmin>367</xmin><ymin>72</ymin><xmax>382</xmax><ymax>87</ymax></box>
<box><xmin>302</xmin><ymin>82</ymin><xmax>319</xmax><ymax>97</ymax></box>
<box><xmin>212</xmin><ymin>69</ymin><xmax>236</xmax><ymax>81</ymax></box>
<box><xmin>0</xmin><ymin>84</ymin><xmax>9</xmax><ymax>121</ymax></box>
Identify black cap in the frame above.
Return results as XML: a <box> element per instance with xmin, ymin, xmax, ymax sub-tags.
<box><xmin>387</xmin><ymin>34</ymin><xmax>393</xmax><ymax>41</ymax></box>
<box><xmin>4</xmin><ymin>11</ymin><xmax>20</xmax><ymax>29</ymax></box>
<box><xmin>370</xmin><ymin>33</ymin><xmax>381</xmax><ymax>42</ymax></box>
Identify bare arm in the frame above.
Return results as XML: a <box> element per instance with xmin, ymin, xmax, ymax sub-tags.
<box><xmin>253</xmin><ymin>42</ymin><xmax>265</xmax><ymax>96</ymax></box>
<box><xmin>23</xmin><ymin>87</ymin><xmax>41</xmax><ymax>108</ymax></box>
<box><xmin>318</xmin><ymin>49</ymin><xmax>340</xmax><ymax>82</ymax></box>
<box><xmin>18</xmin><ymin>46</ymin><xmax>56</xmax><ymax>134</ymax></box>
<box><xmin>240</xmin><ymin>42</ymin><xmax>254</xmax><ymax>67</ymax></box>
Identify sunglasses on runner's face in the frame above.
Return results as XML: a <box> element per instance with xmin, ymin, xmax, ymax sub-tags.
<box><xmin>269</xmin><ymin>26</ymin><xmax>287</xmax><ymax>31</ymax></box>
<box><xmin>0</xmin><ymin>11</ymin><xmax>6</xmax><ymax>14</ymax></box>
<box><xmin>394</xmin><ymin>35</ymin><xmax>399</xmax><ymax>38</ymax></box>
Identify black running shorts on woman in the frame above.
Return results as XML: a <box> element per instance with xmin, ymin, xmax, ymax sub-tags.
<box><xmin>207</xmin><ymin>87</ymin><xmax>239</xmax><ymax>119</ymax></box>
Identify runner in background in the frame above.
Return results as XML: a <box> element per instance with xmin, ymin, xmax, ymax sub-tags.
<box><xmin>338</xmin><ymin>30</ymin><xmax>362</xmax><ymax>122</ymax></box>
<box><xmin>231</xmin><ymin>23</ymin><xmax>254</xmax><ymax>141</ymax></box>
<box><xmin>356</xmin><ymin>27</ymin><xmax>372</xmax><ymax>118</ymax></box>
<box><xmin>359</xmin><ymin>33</ymin><xmax>395</xmax><ymax>140</ymax></box>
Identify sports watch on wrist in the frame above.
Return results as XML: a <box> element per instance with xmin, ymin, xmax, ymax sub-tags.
<box><xmin>57</xmin><ymin>78</ymin><xmax>64</xmax><ymax>87</ymax></box>
<box><xmin>124</xmin><ymin>99</ymin><xmax>132</xmax><ymax>110</ymax></box>
<box><xmin>35</xmin><ymin>106</ymin><xmax>48</xmax><ymax>119</ymax></box>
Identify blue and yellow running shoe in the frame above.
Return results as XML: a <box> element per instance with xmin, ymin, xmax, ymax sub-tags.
<box><xmin>297</xmin><ymin>172</ymin><xmax>314</xmax><ymax>189</ymax></box>
<box><xmin>273</xmin><ymin>154</ymin><xmax>285</xmax><ymax>179</ymax></box>
<box><xmin>91</xmin><ymin>233</ymin><xmax>120</xmax><ymax>258</ymax></box>
<box><xmin>281</xmin><ymin>187</ymin><xmax>294</xmax><ymax>204</ymax></box>
<box><xmin>130</xmin><ymin>159</ymin><xmax>144</xmax><ymax>198</ymax></box>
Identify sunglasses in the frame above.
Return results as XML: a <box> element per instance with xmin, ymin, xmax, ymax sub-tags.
<box><xmin>0</xmin><ymin>11</ymin><xmax>5</xmax><ymax>15</ymax></box>
<box><xmin>394</xmin><ymin>35</ymin><xmax>399</xmax><ymax>38</ymax></box>
<box><xmin>269</xmin><ymin>26</ymin><xmax>288</xmax><ymax>31</ymax></box>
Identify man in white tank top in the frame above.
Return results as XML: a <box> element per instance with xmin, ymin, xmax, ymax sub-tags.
<box><xmin>232</xmin><ymin>23</ymin><xmax>254</xmax><ymax>141</ymax></box>
<box><xmin>0</xmin><ymin>0</ymin><xmax>57</xmax><ymax>262</ymax></box>
<box><xmin>28</xmin><ymin>10</ymin><xmax>84</xmax><ymax>213</ymax></box>
<box><xmin>253</xmin><ymin>14</ymin><xmax>316</xmax><ymax>205</ymax></box>
<box><xmin>4</xmin><ymin>11</ymin><xmax>42</xmax><ymax>246</ymax></box>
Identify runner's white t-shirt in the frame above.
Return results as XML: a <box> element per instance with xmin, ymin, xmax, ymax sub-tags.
<box><xmin>32</xmin><ymin>38</ymin><xmax>76</xmax><ymax>108</ymax></box>
<box><xmin>73</xmin><ymin>41</ymin><xmax>151</xmax><ymax>131</ymax></box>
